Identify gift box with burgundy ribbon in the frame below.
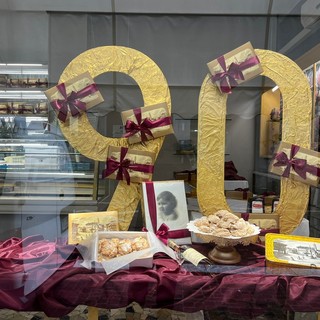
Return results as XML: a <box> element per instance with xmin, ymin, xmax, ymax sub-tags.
<box><xmin>207</xmin><ymin>41</ymin><xmax>263</xmax><ymax>94</ymax></box>
<box><xmin>235</xmin><ymin>213</ymin><xmax>279</xmax><ymax>243</ymax></box>
<box><xmin>102</xmin><ymin>146</ymin><xmax>155</xmax><ymax>185</ymax></box>
<box><xmin>44</xmin><ymin>71</ymin><xmax>104</xmax><ymax>122</ymax></box>
<box><xmin>0</xmin><ymin>103</ymin><xmax>10</xmax><ymax>114</ymax></box>
<box><xmin>225</xmin><ymin>188</ymin><xmax>253</xmax><ymax>200</ymax></box>
<box><xmin>141</xmin><ymin>180</ymin><xmax>191</xmax><ymax>245</ymax></box>
<box><xmin>121</xmin><ymin>102</ymin><xmax>174</xmax><ymax>144</ymax></box>
<box><xmin>269</xmin><ymin>141</ymin><xmax>320</xmax><ymax>187</ymax></box>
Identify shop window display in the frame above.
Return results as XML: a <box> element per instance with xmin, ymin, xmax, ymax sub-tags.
<box><xmin>1</xmin><ymin>3</ymin><xmax>320</xmax><ymax>320</ymax></box>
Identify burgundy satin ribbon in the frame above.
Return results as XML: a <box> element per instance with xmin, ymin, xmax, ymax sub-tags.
<box><xmin>50</xmin><ymin>82</ymin><xmax>98</xmax><ymax>122</ymax></box>
<box><xmin>211</xmin><ymin>55</ymin><xmax>260</xmax><ymax>94</ymax></box>
<box><xmin>102</xmin><ymin>147</ymin><xmax>154</xmax><ymax>185</ymax></box>
<box><xmin>124</xmin><ymin>108</ymin><xmax>172</xmax><ymax>142</ymax></box>
<box><xmin>273</xmin><ymin>144</ymin><xmax>320</xmax><ymax>180</ymax></box>
<box><xmin>145</xmin><ymin>182</ymin><xmax>190</xmax><ymax>245</ymax></box>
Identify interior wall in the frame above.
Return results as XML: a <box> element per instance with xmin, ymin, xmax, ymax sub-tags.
<box><xmin>0</xmin><ymin>11</ymin><xmax>48</xmax><ymax>63</ymax></box>
<box><xmin>2</xmin><ymin>11</ymin><xmax>312</xmax><ymax>191</ymax></box>
<box><xmin>47</xmin><ymin>13</ymin><xmax>270</xmax><ymax>188</ymax></box>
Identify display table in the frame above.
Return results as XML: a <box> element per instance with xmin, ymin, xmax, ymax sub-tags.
<box><xmin>0</xmin><ymin>235</ymin><xmax>320</xmax><ymax>318</ymax></box>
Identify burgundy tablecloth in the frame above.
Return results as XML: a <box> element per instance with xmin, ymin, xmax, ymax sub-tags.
<box><xmin>0</xmin><ymin>235</ymin><xmax>320</xmax><ymax>318</ymax></box>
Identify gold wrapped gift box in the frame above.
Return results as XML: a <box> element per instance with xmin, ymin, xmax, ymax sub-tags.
<box><xmin>104</xmin><ymin>146</ymin><xmax>155</xmax><ymax>184</ymax></box>
<box><xmin>45</xmin><ymin>71</ymin><xmax>104</xmax><ymax>122</ymax></box>
<box><xmin>269</xmin><ymin>141</ymin><xmax>320</xmax><ymax>187</ymax></box>
<box><xmin>207</xmin><ymin>41</ymin><xmax>263</xmax><ymax>93</ymax></box>
<box><xmin>121</xmin><ymin>102</ymin><xmax>173</xmax><ymax>144</ymax></box>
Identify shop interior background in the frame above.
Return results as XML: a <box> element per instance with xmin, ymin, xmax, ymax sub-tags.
<box><xmin>0</xmin><ymin>0</ymin><xmax>319</xmax><ymax>240</ymax></box>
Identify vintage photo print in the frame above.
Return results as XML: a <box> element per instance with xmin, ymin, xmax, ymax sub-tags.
<box><xmin>143</xmin><ymin>180</ymin><xmax>189</xmax><ymax>231</ymax></box>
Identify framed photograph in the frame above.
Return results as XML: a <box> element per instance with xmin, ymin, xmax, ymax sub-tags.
<box><xmin>142</xmin><ymin>180</ymin><xmax>191</xmax><ymax>244</ymax></box>
<box><xmin>266</xmin><ymin>233</ymin><xmax>320</xmax><ymax>268</ymax></box>
<box><xmin>68</xmin><ymin>211</ymin><xmax>119</xmax><ymax>244</ymax></box>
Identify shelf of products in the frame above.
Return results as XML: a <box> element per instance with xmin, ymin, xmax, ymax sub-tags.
<box><xmin>0</xmin><ymin>64</ymin><xmax>49</xmax><ymax>138</ymax></box>
<box><xmin>0</xmin><ymin>138</ymin><xmax>108</xmax><ymax>201</ymax></box>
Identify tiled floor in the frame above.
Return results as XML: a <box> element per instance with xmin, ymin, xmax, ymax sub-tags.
<box><xmin>0</xmin><ymin>304</ymin><xmax>316</xmax><ymax>320</ymax></box>
<box><xmin>0</xmin><ymin>305</ymin><xmax>94</xmax><ymax>319</ymax></box>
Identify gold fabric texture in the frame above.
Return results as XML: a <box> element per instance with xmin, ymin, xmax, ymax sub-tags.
<box><xmin>198</xmin><ymin>49</ymin><xmax>312</xmax><ymax>234</ymax></box>
<box><xmin>58</xmin><ymin>46</ymin><xmax>171</xmax><ymax>230</ymax></box>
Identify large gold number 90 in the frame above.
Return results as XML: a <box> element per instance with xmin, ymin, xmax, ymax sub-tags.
<box><xmin>197</xmin><ymin>49</ymin><xmax>312</xmax><ymax>234</ymax></box>
<box><xmin>58</xmin><ymin>46</ymin><xmax>171</xmax><ymax>231</ymax></box>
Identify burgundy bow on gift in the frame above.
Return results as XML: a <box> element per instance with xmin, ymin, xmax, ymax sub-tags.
<box><xmin>143</xmin><ymin>223</ymin><xmax>171</xmax><ymax>245</ymax></box>
<box><xmin>124</xmin><ymin>108</ymin><xmax>172</xmax><ymax>142</ymax></box>
<box><xmin>102</xmin><ymin>147</ymin><xmax>154</xmax><ymax>185</ymax></box>
<box><xmin>273</xmin><ymin>144</ymin><xmax>320</xmax><ymax>180</ymax></box>
<box><xmin>50</xmin><ymin>82</ymin><xmax>98</xmax><ymax>122</ymax></box>
<box><xmin>211</xmin><ymin>55</ymin><xmax>260</xmax><ymax>94</ymax></box>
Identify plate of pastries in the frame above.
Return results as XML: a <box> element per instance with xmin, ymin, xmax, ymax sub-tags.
<box><xmin>187</xmin><ymin>210</ymin><xmax>260</xmax><ymax>247</ymax></box>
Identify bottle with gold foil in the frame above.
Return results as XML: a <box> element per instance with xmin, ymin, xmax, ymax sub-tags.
<box><xmin>167</xmin><ymin>239</ymin><xmax>213</xmax><ymax>266</ymax></box>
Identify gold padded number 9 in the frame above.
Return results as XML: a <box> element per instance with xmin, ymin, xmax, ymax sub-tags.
<box><xmin>58</xmin><ymin>46</ymin><xmax>171</xmax><ymax>231</ymax></box>
<box><xmin>197</xmin><ymin>49</ymin><xmax>312</xmax><ymax>234</ymax></box>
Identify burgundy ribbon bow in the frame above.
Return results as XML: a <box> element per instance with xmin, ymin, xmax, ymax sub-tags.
<box><xmin>155</xmin><ymin>223</ymin><xmax>170</xmax><ymax>245</ymax></box>
<box><xmin>124</xmin><ymin>108</ymin><xmax>172</xmax><ymax>142</ymax></box>
<box><xmin>50</xmin><ymin>82</ymin><xmax>98</xmax><ymax>122</ymax></box>
<box><xmin>145</xmin><ymin>182</ymin><xmax>190</xmax><ymax>245</ymax></box>
<box><xmin>102</xmin><ymin>147</ymin><xmax>154</xmax><ymax>185</ymax></box>
<box><xmin>273</xmin><ymin>144</ymin><xmax>320</xmax><ymax>180</ymax></box>
<box><xmin>211</xmin><ymin>55</ymin><xmax>260</xmax><ymax>94</ymax></box>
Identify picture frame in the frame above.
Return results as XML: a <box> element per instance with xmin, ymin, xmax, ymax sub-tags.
<box><xmin>141</xmin><ymin>180</ymin><xmax>191</xmax><ymax>244</ymax></box>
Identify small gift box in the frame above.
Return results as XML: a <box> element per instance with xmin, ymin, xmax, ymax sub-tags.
<box><xmin>207</xmin><ymin>41</ymin><xmax>263</xmax><ymax>94</ymax></box>
<box><xmin>141</xmin><ymin>180</ymin><xmax>191</xmax><ymax>245</ymax></box>
<box><xmin>21</xmin><ymin>103</ymin><xmax>35</xmax><ymax>114</ymax></box>
<box><xmin>265</xmin><ymin>233</ymin><xmax>320</xmax><ymax>269</ymax></box>
<box><xmin>68</xmin><ymin>211</ymin><xmax>119</xmax><ymax>244</ymax></box>
<box><xmin>12</xmin><ymin>102</ymin><xmax>24</xmax><ymax>114</ymax></box>
<box><xmin>121</xmin><ymin>102</ymin><xmax>173</xmax><ymax>144</ymax></box>
<box><xmin>269</xmin><ymin>141</ymin><xmax>320</xmax><ymax>186</ymax></box>
<box><xmin>225</xmin><ymin>189</ymin><xmax>253</xmax><ymax>200</ymax></box>
<box><xmin>235</xmin><ymin>212</ymin><xmax>279</xmax><ymax>243</ymax></box>
<box><xmin>102</xmin><ymin>146</ymin><xmax>155</xmax><ymax>185</ymax></box>
<box><xmin>44</xmin><ymin>71</ymin><xmax>104</xmax><ymax>122</ymax></box>
<box><xmin>0</xmin><ymin>103</ymin><xmax>9</xmax><ymax>114</ymax></box>
<box><xmin>34</xmin><ymin>102</ymin><xmax>48</xmax><ymax>114</ymax></box>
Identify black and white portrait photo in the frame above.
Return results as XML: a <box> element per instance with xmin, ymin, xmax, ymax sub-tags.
<box><xmin>142</xmin><ymin>180</ymin><xmax>190</xmax><ymax>243</ymax></box>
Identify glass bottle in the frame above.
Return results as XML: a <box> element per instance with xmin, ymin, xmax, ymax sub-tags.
<box><xmin>167</xmin><ymin>239</ymin><xmax>213</xmax><ymax>266</ymax></box>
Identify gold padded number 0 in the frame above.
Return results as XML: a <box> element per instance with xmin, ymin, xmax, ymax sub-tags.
<box><xmin>197</xmin><ymin>49</ymin><xmax>312</xmax><ymax>234</ymax></box>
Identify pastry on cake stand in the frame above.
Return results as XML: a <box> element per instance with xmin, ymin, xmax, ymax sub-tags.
<box><xmin>187</xmin><ymin>220</ymin><xmax>260</xmax><ymax>264</ymax></box>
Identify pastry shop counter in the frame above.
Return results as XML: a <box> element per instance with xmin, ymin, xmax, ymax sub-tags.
<box><xmin>0</xmin><ymin>235</ymin><xmax>320</xmax><ymax>318</ymax></box>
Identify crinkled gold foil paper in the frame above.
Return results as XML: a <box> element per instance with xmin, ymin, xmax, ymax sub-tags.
<box><xmin>58</xmin><ymin>46</ymin><xmax>171</xmax><ymax>230</ymax></box>
<box><xmin>198</xmin><ymin>49</ymin><xmax>312</xmax><ymax>234</ymax></box>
